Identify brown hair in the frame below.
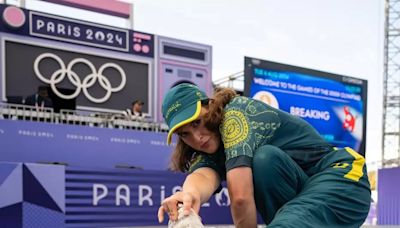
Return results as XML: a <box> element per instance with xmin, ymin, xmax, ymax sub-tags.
<box><xmin>168</xmin><ymin>87</ymin><xmax>237</xmax><ymax>172</ymax></box>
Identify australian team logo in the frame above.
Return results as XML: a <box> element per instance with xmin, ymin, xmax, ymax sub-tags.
<box><xmin>33</xmin><ymin>52</ymin><xmax>126</xmax><ymax>103</ymax></box>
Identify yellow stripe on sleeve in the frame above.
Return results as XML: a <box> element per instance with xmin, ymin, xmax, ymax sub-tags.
<box><xmin>343</xmin><ymin>147</ymin><xmax>365</xmax><ymax>182</ymax></box>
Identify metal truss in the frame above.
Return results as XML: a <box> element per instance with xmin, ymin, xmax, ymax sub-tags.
<box><xmin>383</xmin><ymin>0</ymin><xmax>400</xmax><ymax>166</ymax></box>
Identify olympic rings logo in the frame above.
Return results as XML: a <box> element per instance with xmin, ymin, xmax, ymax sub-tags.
<box><xmin>33</xmin><ymin>53</ymin><xmax>126</xmax><ymax>103</ymax></box>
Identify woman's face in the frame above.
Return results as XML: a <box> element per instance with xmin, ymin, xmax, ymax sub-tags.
<box><xmin>175</xmin><ymin>106</ymin><xmax>220</xmax><ymax>154</ymax></box>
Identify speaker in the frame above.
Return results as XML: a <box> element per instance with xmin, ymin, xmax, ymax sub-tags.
<box><xmin>156</xmin><ymin>36</ymin><xmax>212</xmax><ymax>122</ymax></box>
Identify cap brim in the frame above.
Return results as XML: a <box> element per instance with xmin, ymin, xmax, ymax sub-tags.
<box><xmin>167</xmin><ymin>101</ymin><xmax>202</xmax><ymax>145</ymax></box>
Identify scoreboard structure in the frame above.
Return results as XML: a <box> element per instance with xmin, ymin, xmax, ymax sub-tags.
<box><xmin>0</xmin><ymin>4</ymin><xmax>212</xmax><ymax>121</ymax></box>
<box><xmin>156</xmin><ymin>36</ymin><xmax>212</xmax><ymax>122</ymax></box>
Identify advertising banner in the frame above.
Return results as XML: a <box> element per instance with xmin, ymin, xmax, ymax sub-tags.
<box><xmin>0</xmin><ymin>119</ymin><xmax>173</xmax><ymax>170</ymax></box>
<box><xmin>0</xmin><ymin>162</ymin><xmax>234</xmax><ymax>227</ymax></box>
<box><xmin>378</xmin><ymin>167</ymin><xmax>400</xmax><ymax>225</ymax></box>
<box><xmin>0</xmin><ymin>163</ymin><xmax>65</xmax><ymax>228</ymax></box>
<box><xmin>65</xmin><ymin>166</ymin><xmax>232</xmax><ymax>227</ymax></box>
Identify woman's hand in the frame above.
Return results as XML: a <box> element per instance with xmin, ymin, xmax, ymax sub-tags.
<box><xmin>157</xmin><ymin>191</ymin><xmax>201</xmax><ymax>223</ymax></box>
<box><xmin>158</xmin><ymin>168</ymin><xmax>220</xmax><ymax>223</ymax></box>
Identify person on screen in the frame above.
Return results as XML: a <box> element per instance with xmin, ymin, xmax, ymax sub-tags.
<box><xmin>24</xmin><ymin>86</ymin><xmax>53</xmax><ymax>109</ymax></box>
<box><xmin>157</xmin><ymin>83</ymin><xmax>371</xmax><ymax>227</ymax></box>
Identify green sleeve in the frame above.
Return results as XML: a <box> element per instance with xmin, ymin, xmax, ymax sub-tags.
<box><xmin>188</xmin><ymin>151</ymin><xmax>226</xmax><ymax>181</ymax></box>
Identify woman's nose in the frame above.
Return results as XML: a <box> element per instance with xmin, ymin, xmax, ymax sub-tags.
<box><xmin>193</xmin><ymin>131</ymin><xmax>203</xmax><ymax>143</ymax></box>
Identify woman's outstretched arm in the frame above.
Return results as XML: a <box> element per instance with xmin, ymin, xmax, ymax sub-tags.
<box><xmin>158</xmin><ymin>167</ymin><xmax>220</xmax><ymax>223</ymax></box>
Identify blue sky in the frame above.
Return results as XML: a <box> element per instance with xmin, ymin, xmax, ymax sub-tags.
<box><xmin>133</xmin><ymin>0</ymin><xmax>385</xmax><ymax>166</ymax></box>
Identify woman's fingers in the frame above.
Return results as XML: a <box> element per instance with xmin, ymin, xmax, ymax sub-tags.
<box><xmin>157</xmin><ymin>205</ymin><xmax>165</xmax><ymax>223</ymax></box>
<box><xmin>157</xmin><ymin>191</ymin><xmax>200</xmax><ymax>223</ymax></box>
<box><xmin>168</xmin><ymin>201</ymin><xmax>179</xmax><ymax>221</ymax></box>
<box><xmin>182</xmin><ymin>192</ymin><xmax>195</xmax><ymax>216</ymax></box>
<box><xmin>192</xmin><ymin>199</ymin><xmax>201</xmax><ymax>215</ymax></box>
<box><xmin>158</xmin><ymin>192</ymin><xmax>184</xmax><ymax>223</ymax></box>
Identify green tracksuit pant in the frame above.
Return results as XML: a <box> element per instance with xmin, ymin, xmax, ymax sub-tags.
<box><xmin>252</xmin><ymin>145</ymin><xmax>371</xmax><ymax>228</ymax></box>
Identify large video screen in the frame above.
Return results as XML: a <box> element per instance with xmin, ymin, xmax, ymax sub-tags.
<box><xmin>2</xmin><ymin>37</ymin><xmax>151</xmax><ymax>114</ymax></box>
<box><xmin>244</xmin><ymin>57</ymin><xmax>367</xmax><ymax>156</ymax></box>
